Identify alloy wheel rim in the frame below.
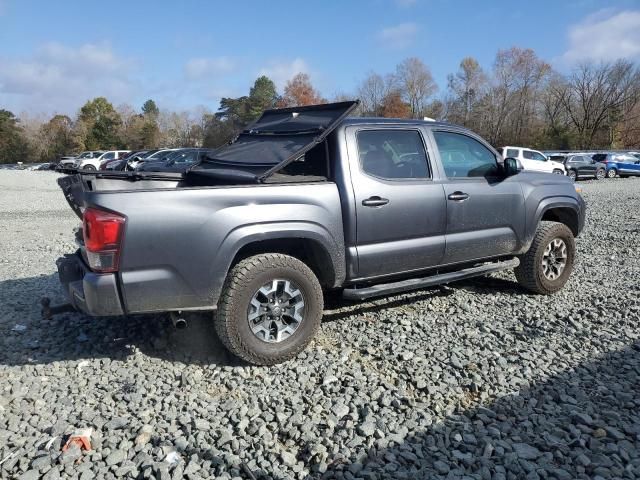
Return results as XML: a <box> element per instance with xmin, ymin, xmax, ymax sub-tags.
<box><xmin>597</xmin><ymin>170</ymin><xmax>604</xmax><ymax>179</ymax></box>
<box><xmin>247</xmin><ymin>279</ymin><xmax>305</xmax><ymax>343</ymax></box>
<box><xmin>542</xmin><ymin>238</ymin><xmax>568</xmax><ymax>281</ymax></box>
<box><xmin>608</xmin><ymin>170</ymin><xmax>616</xmax><ymax>178</ymax></box>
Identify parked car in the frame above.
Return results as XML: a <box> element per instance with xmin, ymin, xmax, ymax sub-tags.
<box><xmin>57</xmin><ymin>151</ymin><xmax>103</xmax><ymax>172</ymax></box>
<box><xmin>101</xmin><ymin>151</ymin><xmax>149</xmax><ymax>171</ymax></box>
<box><xmin>26</xmin><ymin>163</ymin><xmax>51</xmax><ymax>171</ymax></box>
<box><xmin>53</xmin><ymin>101</ymin><xmax>585</xmax><ymax>365</ymax></box>
<box><xmin>563</xmin><ymin>154</ymin><xmax>607</xmax><ymax>180</ymax></box>
<box><xmin>498</xmin><ymin>146</ymin><xmax>566</xmax><ymax>175</ymax></box>
<box><xmin>126</xmin><ymin>149</ymin><xmax>178</xmax><ymax>170</ymax></box>
<box><xmin>136</xmin><ymin>148</ymin><xmax>215</xmax><ymax>172</ymax></box>
<box><xmin>592</xmin><ymin>153</ymin><xmax>640</xmax><ymax>178</ymax></box>
<box><xmin>76</xmin><ymin>150</ymin><xmax>131</xmax><ymax>171</ymax></box>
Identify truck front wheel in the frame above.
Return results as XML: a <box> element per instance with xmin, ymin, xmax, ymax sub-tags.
<box><xmin>515</xmin><ymin>221</ymin><xmax>575</xmax><ymax>295</ymax></box>
<box><xmin>215</xmin><ymin>253</ymin><xmax>323</xmax><ymax>365</ymax></box>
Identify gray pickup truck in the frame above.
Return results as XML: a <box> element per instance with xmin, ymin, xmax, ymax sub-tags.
<box><xmin>54</xmin><ymin>101</ymin><xmax>586</xmax><ymax>365</ymax></box>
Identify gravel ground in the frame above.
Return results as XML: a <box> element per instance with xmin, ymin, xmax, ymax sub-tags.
<box><xmin>0</xmin><ymin>170</ymin><xmax>639</xmax><ymax>480</ymax></box>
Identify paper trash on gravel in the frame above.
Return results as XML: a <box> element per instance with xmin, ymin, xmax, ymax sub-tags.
<box><xmin>62</xmin><ymin>428</ymin><xmax>93</xmax><ymax>452</ymax></box>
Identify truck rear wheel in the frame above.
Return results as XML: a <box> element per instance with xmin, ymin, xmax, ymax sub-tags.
<box><xmin>515</xmin><ymin>221</ymin><xmax>575</xmax><ymax>295</ymax></box>
<box><xmin>215</xmin><ymin>253</ymin><xmax>323</xmax><ymax>365</ymax></box>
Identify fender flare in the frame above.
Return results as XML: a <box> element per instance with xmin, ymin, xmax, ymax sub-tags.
<box><xmin>527</xmin><ymin>196</ymin><xmax>582</xmax><ymax>245</ymax></box>
<box><xmin>208</xmin><ymin>221</ymin><xmax>346</xmax><ymax>301</ymax></box>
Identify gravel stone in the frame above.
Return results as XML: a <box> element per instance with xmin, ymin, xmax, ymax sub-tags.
<box><xmin>105</xmin><ymin>449</ymin><xmax>126</xmax><ymax>466</ymax></box>
<box><xmin>513</xmin><ymin>443</ymin><xmax>541</xmax><ymax>460</ymax></box>
<box><xmin>1</xmin><ymin>172</ymin><xmax>639</xmax><ymax>480</ymax></box>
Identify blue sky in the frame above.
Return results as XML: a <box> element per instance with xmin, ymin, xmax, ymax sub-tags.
<box><xmin>1</xmin><ymin>0</ymin><xmax>639</xmax><ymax>116</ymax></box>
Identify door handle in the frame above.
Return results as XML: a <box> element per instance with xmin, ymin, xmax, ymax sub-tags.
<box><xmin>362</xmin><ymin>196</ymin><xmax>389</xmax><ymax>207</ymax></box>
<box><xmin>448</xmin><ymin>191</ymin><xmax>469</xmax><ymax>201</ymax></box>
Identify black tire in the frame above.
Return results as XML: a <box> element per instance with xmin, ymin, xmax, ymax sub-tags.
<box><xmin>595</xmin><ymin>168</ymin><xmax>605</xmax><ymax>180</ymax></box>
<box><xmin>83</xmin><ymin>164</ymin><xmax>96</xmax><ymax>171</ymax></box>
<box><xmin>215</xmin><ymin>253</ymin><xmax>323</xmax><ymax>365</ymax></box>
<box><xmin>607</xmin><ymin>168</ymin><xmax>617</xmax><ymax>178</ymax></box>
<box><xmin>515</xmin><ymin>221</ymin><xmax>575</xmax><ymax>295</ymax></box>
<box><xmin>567</xmin><ymin>169</ymin><xmax>577</xmax><ymax>181</ymax></box>
<box><xmin>552</xmin><ymin>169</ymin><xmax>564</xmax><ymax>175</ymax></box>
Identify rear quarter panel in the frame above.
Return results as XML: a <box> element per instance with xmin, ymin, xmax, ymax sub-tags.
<box><xmin>85</xmin><ymin>183</ymin><xmax>345</xmax><ymax>313</ymax></box>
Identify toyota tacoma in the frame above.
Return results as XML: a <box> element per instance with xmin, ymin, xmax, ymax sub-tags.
<box><xmin>53</xmin><ymin>101</ymin><xmax>586</xmax><ymax>365</ymax></box>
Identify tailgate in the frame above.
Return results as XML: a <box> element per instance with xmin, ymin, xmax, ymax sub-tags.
<box><xmin>57</xmin><ymin>174</ymin><xmax>86</xmax><ymax>219</ymax></box>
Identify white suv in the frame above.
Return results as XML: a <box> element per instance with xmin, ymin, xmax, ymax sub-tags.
<box><xmin>75</xmin><ymin>150</ymin><xmax>130</xmax><ymax>171</ymax></box>
<box><xmin>498</xmin><ymin>147</ymin><xmax>566</xmax><ymax>175</ymax></box>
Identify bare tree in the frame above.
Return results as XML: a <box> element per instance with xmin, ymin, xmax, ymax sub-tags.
<box><xmin>446</xmin><ymin>57</ymin><xmax>487</xmax><ymax>127</ymax></box>
<box><xmin>394</xmin><ymin>58</ymin><xmax>438</xmax><ymax>118</ymax></box>
<box><xmin>553</xmin><ymin>60</ymin><xmax>640</xmax><ymax>148</ymax></box>
<box><xmin>358</xmin><ymin>72</ymin><xmax>392</xmax><ymax>116</ymax></box>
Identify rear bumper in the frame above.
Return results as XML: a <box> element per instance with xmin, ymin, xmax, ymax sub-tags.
<box><xmin>56</xmin><ymin>252</ymin><xmax>124</xmax><ymax>316</ymax></box>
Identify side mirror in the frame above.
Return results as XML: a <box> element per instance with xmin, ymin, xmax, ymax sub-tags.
<box><xmin>503</xmin><ymin>157</ymin><xmax>520</xmax><ymax>176</ymax></box>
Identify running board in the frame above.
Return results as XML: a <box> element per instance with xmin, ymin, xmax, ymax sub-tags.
<box><xmin>342</xmin><ymin>258</ymin><xmax>520</xmax><ymax>301</ymax></box>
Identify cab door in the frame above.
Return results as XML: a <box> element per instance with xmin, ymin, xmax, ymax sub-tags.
<box><xmin>346</xmin><ymin>127</ymin><xmax>447</xmax><ymax>279</ymax></box>
<box><xmin>430</xmin><ymin>130</ymin><xmax>526</xmax><ymax>264</ymax></box>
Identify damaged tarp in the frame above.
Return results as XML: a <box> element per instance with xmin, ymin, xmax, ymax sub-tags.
<box><xmin>188</xmin><ymin>100</ymin><xmax>358</xmax><ymax>183</ymax></box>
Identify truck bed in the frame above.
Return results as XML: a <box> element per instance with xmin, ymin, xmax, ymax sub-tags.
<box><xmin>58</xmin><ymin>172</ymin><xmax>346</xmax><ymax>314</ymax></box>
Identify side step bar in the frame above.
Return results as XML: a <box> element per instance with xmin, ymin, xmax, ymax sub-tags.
<box><xmin>342</xmin><ymin>258</ymin><xmax>520</xmax><ymax>301</ymax></box>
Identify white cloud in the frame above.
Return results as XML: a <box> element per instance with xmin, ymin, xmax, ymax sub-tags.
<box><xmin>184</xmin><ymin>56</ymin><xmax>235</xmax><ymax>79</ymax></box>
<box><xmin>377</xmin><ymin>22</ymin><xmax>418</xmax><ymax>49</ymax></box>
<box><xmin>562</xmin><ymin>9</ymin><xmax>640</xmax><ymax>64</ymax></box>
<box><xmin>257</xmin><ymin>58</ymin><xmax>309</xmax><ymax>89</ymax></box>
<box><xmin>0</xmin><ymin>42</ymin><xmax>136</xmax><ymax>113</ymax></box>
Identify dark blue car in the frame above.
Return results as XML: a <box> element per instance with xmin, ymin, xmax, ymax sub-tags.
<box><xmin>593</xmin><ymin>153</ymin><xmax>640</xmax><ymax>178</ymax></box>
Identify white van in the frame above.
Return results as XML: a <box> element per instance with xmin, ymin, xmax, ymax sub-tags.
<box><xmin>498</xmin><ymin>146</ymin><xmax>566</xmax><ymax>175</ymax></box>
<box><xmin>75</xmin><ymin>150</ymin><xmax>130</xmax><ymax>171</ymax></box>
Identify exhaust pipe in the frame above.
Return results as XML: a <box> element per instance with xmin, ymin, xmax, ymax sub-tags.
<box><xmin>170</xmin><ymin>312</ymin><xmax>187</xmax><ymax>329</ymax></box>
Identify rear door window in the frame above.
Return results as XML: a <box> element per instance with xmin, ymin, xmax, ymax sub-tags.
<box><xmin>357</xmin><ymin>130</ymin><xmax>430</xmax><ymax>180</ymax></box>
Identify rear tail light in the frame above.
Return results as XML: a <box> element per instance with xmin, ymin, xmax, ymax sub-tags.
<box><xmin>82</xmin><ymin>207</ymin><xmax>126</xmax><ymax>272</ymax></box>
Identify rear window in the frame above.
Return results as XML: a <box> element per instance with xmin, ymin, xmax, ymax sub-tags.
<box><xmin>506</xmin><ymin>148</ymin><xmax>519</xmax><ymax>158</ymax></box>
<box><xmin>592</xmin><ymin>154</ymin><xmax>607</xmax><ymax>162</ymax></box>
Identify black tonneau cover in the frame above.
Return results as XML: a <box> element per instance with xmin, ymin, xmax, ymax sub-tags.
<box><xmin>189</xmin><ymin>100</ymin><xmax>358</xmax><ymax>183</ymax></box>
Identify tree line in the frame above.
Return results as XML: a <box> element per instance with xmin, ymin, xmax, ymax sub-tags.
<box><xmin>1</xmin><ymin>47</ymin><xmax>639</xmax><ymax>164</ymax></box>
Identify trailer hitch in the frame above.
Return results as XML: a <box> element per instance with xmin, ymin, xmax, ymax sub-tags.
<box><xmin>41</xmin><ymin>297</ymin><xmax>75</xmax><ymax>319</ymax></box>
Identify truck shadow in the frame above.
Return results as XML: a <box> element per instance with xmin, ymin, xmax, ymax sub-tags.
<box><xmin>295</xmin><ymin>341</ymin><xmax>640</xmax><ymax>479</ymax></box>
<box><xmin>0</xmin><ymin>274</ymin><xmax>237</xmax><ymax>367</ymax></box>
<box><xmin>0</xmin><ymin>273</ymin><xmax>525</xmax><ymax>368</ymax></box>
<box><xmin>173</xmin><ymin>342</ymin><xmax>640</xmax><ymax>479</ymax></box>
